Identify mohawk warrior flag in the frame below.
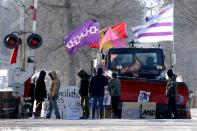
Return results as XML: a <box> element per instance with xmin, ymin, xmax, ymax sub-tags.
<box><xmin>89</xmin><ymin>21</ymin><xmax>127</xmax><ymax>48</ymax></box>
<box><xmin>64</xmin><ymin>19</ymin><xmax>99</xmax><ymax>54</ymax></box>
<box><xmin>99</xmin><ymin>27</ymin><xmax>127</xmax><ymax>50</ymax></box>
<box><xmin>111</xmin><ymin>21</ymin><xmax>128</xmax><ymax>39</ymax></box>
<box><xmin>133</xmin><ymin>4</ymin><xmax>173</xmax><ymax>43</ymax></box>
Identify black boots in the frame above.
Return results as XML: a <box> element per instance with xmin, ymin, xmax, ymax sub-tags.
<box><xmin>100</xmin><ymin>110</ymin><xmax>104</xmax><ymax>119</ymax></box>
<box><xmin>80</xmin><ymin>112</ymin><xmax>89</xmax><ymax>119</ymax></box>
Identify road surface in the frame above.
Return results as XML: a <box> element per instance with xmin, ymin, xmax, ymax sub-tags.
<box><xmin>0</xmin><ymin>108</ymin><xmax>197</xmax><ymax>131</ymax></box>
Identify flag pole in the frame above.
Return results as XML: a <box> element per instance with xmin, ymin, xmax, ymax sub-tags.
<box><xmin>172</xmin><ymin>0</ymin><xmax>176</xmax><ymax>66</ymax></box>
<box><xmin>172</xmin><ymin>0</ymin><xmax>175</xmax><ymax>52</ymax></box>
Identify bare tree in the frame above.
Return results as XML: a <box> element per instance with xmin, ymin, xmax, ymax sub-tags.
<box><xmin>33</xmin><ymin>0</ymin><xmax>144</xmax><ymax>86</ymax></box>
<box><xmin>174</xmin><ymin>0</ymin><xmax>197</xmax><ymax>94</ymax></box>
<box><xmin>2</xmin><ymin>0</ymin><xmax>144</xmax><ymax>86</ymax></box>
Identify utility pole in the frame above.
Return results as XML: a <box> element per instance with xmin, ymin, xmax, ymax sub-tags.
<box><xmin>19</xmin><ymin>0</ymin><xmax>26</xmax><ymax>70</ymax></box>
<box><xmin>15</xmin><ymin>0</ymin><xmax>26</xmax><ymax>118</ymax></box>
<box><xmin>5</xmin><ymin>0</ymin><xmax>41</xmax><ymax>118</ymax></box>
<box><xmin>30</xmin><ymin>0</ymin><xmax>38</xmax><ymax>62</ymax></box>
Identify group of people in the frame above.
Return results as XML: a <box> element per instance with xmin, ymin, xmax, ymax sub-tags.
<box><xmin>28</xmin><ymin>67</ymin><xmax>121</xmax><ymax>119</ymax></box>
<box><xmin>78</xmin><ymin>67</ymin><xmax>178</xmax><ymax>119</ymax></box>
<box><xmin>30</xmin><ymin>70</ymin><xmax>61</xmax><ymax>119</ymax></box>
<box><xmin>78</xmin><ymin>67</ymin><xmax>121</xmax><ymax>119</ymax></box>
<box><xmin>29</xmin><ymin>67</ymin><xmax>178</xmax><ymax>119</ymax></box>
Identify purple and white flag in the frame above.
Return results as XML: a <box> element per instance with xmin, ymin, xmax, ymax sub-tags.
<box><xmin>133</xmin><ymin>4</ymin><xmax>173</xmax><ymax>43</ymax></box>
<box><xmin>64</xmin><ymin>19</ymin><xmax>99</xmax><ymax>54</ymax></box>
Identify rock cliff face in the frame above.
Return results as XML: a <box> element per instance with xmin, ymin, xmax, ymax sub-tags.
<box><xmin>1</xmin><ymin>0</ymin><xmax>197</xmax><ymax>94</ymax></box>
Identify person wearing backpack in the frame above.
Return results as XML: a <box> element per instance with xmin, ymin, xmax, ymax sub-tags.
<box><xmin>108</xmin><ymin>72</ymin><xmax>121</xmax><ymax>118</ymax></box>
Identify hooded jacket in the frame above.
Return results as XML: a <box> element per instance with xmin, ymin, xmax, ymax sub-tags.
<box><xmin>35</xmin><ymin>70</ymin><xmax>47</xmax><ymax>100</ymax></box>
<box><xmin>48</xmin><ymin>71</ymin><xmax>60</xmax><ymax>97</ymax></box>
<box><xmin>78</xmin><ymin>70</ymin><xmax>90</xmax><ymax>97</ymax></box>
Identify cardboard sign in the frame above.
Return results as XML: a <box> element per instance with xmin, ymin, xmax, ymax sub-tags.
<box><xmin>40</xmin><ymin>86</ymin><xmax>111</xmax><ymax>119</ymax></box>
<box><xmin>138</xmin><ymin>90</ymin><xmax>151</xmax><ymax>102</ymax></box>
<box><xmin>41</xmin><ymin>86</ymin><xmax>82</xmax><ymax>119</ymax></box>
<box><xmin>141</xmin><ymin>102</ymin><xmax>156</xmax><ymax>119</ymax></box>
<box><xmin>122</xmin><ymin>102</ymin><xmax>140</xmax><ymax>119</ymax></box>
<box><xmin>122</xmin><ymin>102</ymin><xmax>156</xmax><ymax>119</ymax></box>
<box><xmin>65</xmin><ymin>106</ymin><xmax>82</xmax><ymax>119</ymax></box>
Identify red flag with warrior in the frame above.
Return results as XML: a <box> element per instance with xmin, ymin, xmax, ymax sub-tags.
<box><xmin>89</xmin><ymin>21</ymin><xmax>128</xmax><ymax>48</ymax></box>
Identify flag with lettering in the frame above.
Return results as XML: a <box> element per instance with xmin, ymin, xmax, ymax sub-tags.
<box><xmin>133</xmin><ymin>4</ymin><xmax>173</xmax><ymax>42</ymax></box>
<box><xmin>64</xmin><ymin>19</ymin><xmax>99</xmax><ymax>54</ymax></box>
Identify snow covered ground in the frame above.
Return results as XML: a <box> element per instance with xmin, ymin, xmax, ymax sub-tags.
<box><xmin>191</xmin><ymin>108</ymin><xmax>197</xmax><ymax>120</ymax></box>
<box><xmin>0</xmin><ymin>108</ymin><xmax>197</xmax><ymax>131</ymax></box>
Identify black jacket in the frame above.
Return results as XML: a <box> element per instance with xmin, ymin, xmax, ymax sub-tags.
<box><xmin>35</xmin><ymin>71</ymin><xmax>47</xmax><ymax>100</ymax></box>
<box><xmin>30</xmin><ymin>83</ymin><xmax>35</xmax><ymax>101</ymax></box>
<box><xmin>89</xmin><ymin>75</ymin><xmax>108</xmax><ymax>97</ymax></box>
<box><xmin>79</xmin><ymin>78</ymin><xmax>89</xmax><ymax>97</ymax></box>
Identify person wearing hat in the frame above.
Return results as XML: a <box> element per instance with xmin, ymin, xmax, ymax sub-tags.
<box><xmin>165</xmin><ymin>69</ymin><xmax>178</xmax><ymax>119</ymax></box>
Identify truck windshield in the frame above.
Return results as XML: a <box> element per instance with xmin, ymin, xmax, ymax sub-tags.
<box><xmin>108</xmin><ymin>48</ymin><xmax>164</xmax><ymax>79</ymax></box>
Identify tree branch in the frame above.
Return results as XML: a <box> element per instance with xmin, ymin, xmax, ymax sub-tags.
<box><xmin>176</xmin><ymin>1</ymin><xmax>197</xmax><ymax>28</ymax></box>
<box><xmin>38</xmin><ymin>1</ymin><xmax>66</xmax><ymax>9</ymax></box>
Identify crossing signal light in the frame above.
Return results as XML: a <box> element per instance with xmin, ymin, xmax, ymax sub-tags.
<box><xmin>26</xmin><ymin>33</ymin><xmax>42</xmax><ymax>49</ymax></box>
<box><xmin>4</xmin><ymin>33</ymin><xmax>20</xmax><ymax>49</ymax></box>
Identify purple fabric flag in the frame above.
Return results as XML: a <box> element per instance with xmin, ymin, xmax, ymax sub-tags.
<box><xmin>64</xmin><ymin>19</ymin><xmax>99</xmax><ymax>54</ymax></box>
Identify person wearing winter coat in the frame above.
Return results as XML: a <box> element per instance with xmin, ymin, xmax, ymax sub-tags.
<box><xmin>34</xmin><ymin>70</ymin><xmax>47</xmax><ymax>118</ymax></box>
<box><xmin>89</xmin><ymin>68</ymin><xmax>108</xmax><ymax>119</ymax></box>
<box><xmin>165</xmin><ymin>69</ymin><xmax>178</xmax><ymax>119</ymax></box>
<box><xmin>29</xmin><ymin>81</ymin><xmax>35</xmax><ymax>117</ymax></box>
<box><xmin>108</xmin><ymin>72</ymin><xmax>121</xmax><ymax>118</ymax></box>
<box><xmin>46</xmin><ymin>71</ymin><xmax>61</xmax><ymax>119</ymax></box>
<box><xmin>77</xmin><ymin>69</ymin><xmax>90</xmax><ymax>119</ymax></box>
